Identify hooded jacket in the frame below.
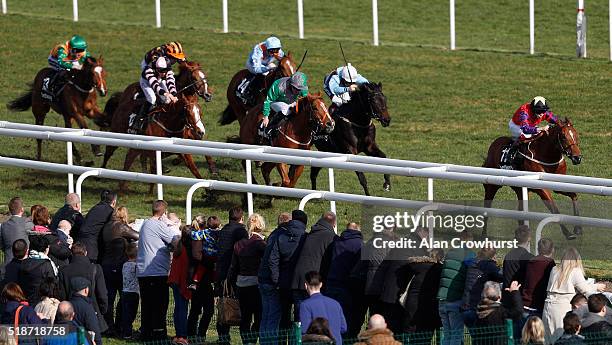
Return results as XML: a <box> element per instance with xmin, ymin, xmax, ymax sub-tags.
<box><xmin>354</xmin><ymin>328</ymin><xmax>401</xmax><ymax>345</ymax></box>
<box><xmin>77</xmin><ymin>201</ymin><xmax>114</xmax><ymax>261</ymax></box>
<box><xmin>580</xmin><ymin>312</ymin><xmax>612</xmax><ymax>343</ymax></box>
<box><xmin>291</xmin><ymin>218</ymin><xmax>337</xmax><ymax>290</ymax></box>
<box><xmin>268</xmin><ymin>220</ymin><xmax>306</xmax><ymax>289</ymax></box>
<box><xmin>18</xmin><ymin>255</ymin><xmax>57</xmax><ymax>305</ymax></box>
<box><xmin>325</xmin><ymin>229</ymin><xmax>363</xmax><ymax>288</ymax></box>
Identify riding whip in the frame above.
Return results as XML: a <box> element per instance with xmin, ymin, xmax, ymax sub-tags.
<box><xmin>296</xmin><ymin>50</ymin><xmax>308</xmax><ymax>72</ymax></box>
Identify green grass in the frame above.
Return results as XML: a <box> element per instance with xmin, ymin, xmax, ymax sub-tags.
<box><xmin>1</xmin><ymin>1</ymin><xmax>612</xmax><ymax>278</ymax></box>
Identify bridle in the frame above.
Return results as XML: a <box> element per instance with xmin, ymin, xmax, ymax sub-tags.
<box><xmin>177</xmin><ymin>68</ymin><xmax>212</xmax><ymax>102</ymax></box>
<box><xmin>69</xmin><ymin>62</ymin><xmax>102</xmax><ymax>94</ymax></box>
<box><xmin>278</xmin><ymin>97</ymin><xmax>332</xmax><ymax>146</ymax></box>
<box><xmin>150</xmin><ymin>99</ymin><xmax>203</xmax><ymax>138</ymax></box>
<box><xmin>557</xmin><ymin>125</ymin><xmax>579</xmax><ymax>157</ymax></box>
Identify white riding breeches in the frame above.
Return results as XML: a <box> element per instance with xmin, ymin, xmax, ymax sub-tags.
<box><xmin>140</xmin><ymin>77</ymin><xmax>169</xmax><ymax>105</ymax></box>
<box><xmin>509</xmin><ymin>119</ymin><xmax>531</xmax><ymax>141</ymax></box>
<box><xmin>331</xmin><ymin>92</ymin><xmax>351</xmax><ymax>107</ymax></box>
<box><xmin>271</xmin><ymin>102</ymin><xmax>293</xmax><ymax>116</ymax></box>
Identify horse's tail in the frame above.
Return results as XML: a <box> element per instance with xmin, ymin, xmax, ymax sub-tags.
<box><xmin>226</xmin><ymin>135</ymin><xmax>241</xmax><ymax>144</ymax></box>
<box><xmin>219</xmin><ymin>105</ymin><xmax>237</xmax><ymax>125</ymax></box>
<box><xmin>101</xmin><ymin>92</ymin><xmax>123</xmax><ymax>125</ymax></box>
<box><xmin>7</xmin><ymin>83</ymin><xmax>33</xmax><ymax>112</ymax></box>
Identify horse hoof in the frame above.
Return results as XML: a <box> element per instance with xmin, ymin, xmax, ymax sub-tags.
<box><xmin>573</xmin><ymin>226</ymin><xmax>583</xmax><ymax>236</ymax></box>
<box><xmin>383</xmin><ymin>183</ymin><xmax>391</xmax><ymax>192</ymax></box>
<box><xmin>95</xmin><ymin>152</ymin><xmax>103</xmax><ymax>157</ymax></box>
<box><xmin>563</xmin><ymin>229</ymin><xmax>577</xmax><ymax>240</ymax></box>
<box><xmin>255</xmin><ymin>161</ymin><xmax>263</xmax><ymax>168</ymax></box>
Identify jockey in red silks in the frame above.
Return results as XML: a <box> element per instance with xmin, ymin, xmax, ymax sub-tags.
<box><xmin>501</xmin><ymin>96</ymin><xmax>558</xmax><ymax>169</ymax></box>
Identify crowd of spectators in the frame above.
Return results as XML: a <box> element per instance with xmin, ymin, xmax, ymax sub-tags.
<box><xmin>0</xmin><ymin>194</ymin><xmax>610</xmax><ymax>345</ymax></box>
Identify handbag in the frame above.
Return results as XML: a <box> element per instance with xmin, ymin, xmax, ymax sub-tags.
<box><xmin>217</xmin><ymin>280</ymin><xmax>241</xmax><ymax>326</ymax></box>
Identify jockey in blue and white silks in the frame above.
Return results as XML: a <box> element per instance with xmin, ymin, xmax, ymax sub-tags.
<box><xmin>236</xmin><ymin>36</ymin><xmax>285</xmax><ymax>104</ymax></box>
<box><xmin>323</xmin><ymin>63</ymin><xmax>369</xmax><ymax>107</ymax></box>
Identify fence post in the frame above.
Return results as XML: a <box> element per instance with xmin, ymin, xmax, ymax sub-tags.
<box><xmin>529</xmin><ymin>0</ymin><xmax>535</xmax><ymax>54</ymax></box>
<box><xmin>72</xmin><ymin>0</ymin><xmax>78</xmax><ymax>22</ymax></box>
<box><xmin>155</xmin><ymin>0</ymin><xmax>161</xmax><ymax>28</ymax></box>
<box><xmin>449</xmin><ymin>0</ymin><xmax>456</xmax><ymax>50</ymax></box>
<box><xmin>297</xmin><ymin>0</ymin><xmax>304</xmax><ymax>39</ymax></box>
<box><xmin>609</xmin><ymin>0</ymin><xmax>612</xmax><ymax>61</ymax></box>
<box><xmin>156</xmin><ymin>150</ymin><xmax>163</xmax><ymax>200</ymax></box>
<box><xmin>67</xmin><ymin>142</ymin><xmax>74</xmax><ymax>193</ymax></box>
<box><xmin>506</xmin><ymin>319</ymin><xmax>514</xmax><ymax>345</ymax></box>
<box><xmin>222</xmin><ymin>0</ymin><xmax>228</xmax><ymax>33</ymax></box>
<box><xmin>372</xmin><ymin>0</ymin><xmax>379</xmax><ymax>46</ymax></box>
<box><xmin>293</xmin><ymin>322</ymin><xmax>302</xmax><ymax>345</ymax></box>
<box><xmin>2</xmin><ymin>0</ymin><xmax>7</xmax><ymax>14</ymax></box>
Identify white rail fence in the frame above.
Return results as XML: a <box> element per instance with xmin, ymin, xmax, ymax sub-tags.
<box><xmin>1</xmin><ymin>0</ymin><xmax>611</xmax><ymax>59</ymax></box>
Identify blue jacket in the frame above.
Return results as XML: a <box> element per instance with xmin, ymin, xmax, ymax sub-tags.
<box><xmin>258</xmin><ymin>227</ymin><xmax>283</xmax><ymax>285</ymax></box>
<box><xmin>325</xmin><ymin>229</ymin><xmax>363</xmax><ymax>288</ymax></box>
<box><xmin>299</xmin><ymin>293</ymin><xmax>347</xmax><ymax>344</ymax></box>
<box><xmin>326</xmin><ymin>66</ymin><xmax>369</xmax><ymax>95</ymax></box>
<box><xmin>246</xmin><ymin>42</ymin><xmax>285</xmax><ymax>75</ymax></box>
<box><xmin>268</xmin><ymin>220</ymin><xmax>306</xmax><ymax>289</ymax></box>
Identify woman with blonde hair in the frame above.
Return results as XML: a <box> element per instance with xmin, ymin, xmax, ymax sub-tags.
<box><xmin>247</xmin><ymin>213</ymin><xmax>266</xmax><ymax>237</ymax></box>
<box><xmin>542</xmin><ymin>247</ymin><xmax>604</xmax><ymax>344</ymax></box>
<box><xmin>521</xmin><ymin>316</ymin><xmax>545</xmax><ymax>345</ymax></box>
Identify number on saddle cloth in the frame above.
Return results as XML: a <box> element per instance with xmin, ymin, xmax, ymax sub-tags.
<box><xmin>499</xmin><ymin>143</ymin><xmax>521</xmax><ymax>170</ymax></box>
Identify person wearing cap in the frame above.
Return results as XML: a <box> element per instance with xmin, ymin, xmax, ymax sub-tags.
<box><xmin>260</xmin><ymin>72</ymin><xmax>309</xmax><ymax>137</ymax></box>
<box><xmin>69</xmin><ymin>276</ymin><xmax>102</xmax><ymax>345</ymax></box>
<box><xmin>45</xmin><ymin>35</ymin><xmax>92</xmax><ymax>97</ymax></box>
<box><xmin>323</xmin><ymin>63</ymin><xmax>369</xmax><ymax>108</ymax></box>
<box><xmin>237</xmin><ymin>36</ymin><xmax>285</xmax><ymax>104</ymax></box>
<box><xmin>500</xmin><ymin>96</ymin><xmax>559</xmax><ymax>169</ymax></box>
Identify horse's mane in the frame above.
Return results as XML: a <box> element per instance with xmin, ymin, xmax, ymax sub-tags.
<box><xmin>178</xmin><ymin>60</ymin><xmax>201</xmax><ymax>73</ymax></box>
<box><xmin>298</xmin><ymin>92</ymin><xmax>323</xmax><ymax>107</ymax></box>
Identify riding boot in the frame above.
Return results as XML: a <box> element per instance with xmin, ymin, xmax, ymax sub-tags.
<box><xmin>130</xmin><ymin>102</ymin><xmax>153</xmax><ymax>134</ymax></box>
<box><xmin>501</xmin><ymin>141</ymin><xmax>520</xmax><ymax>169</ymax></box>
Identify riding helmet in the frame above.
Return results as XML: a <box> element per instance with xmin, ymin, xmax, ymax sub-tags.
<box><xmin>531</xmin><ymin>96</ymin><xmax>549</xmax><ymax>114</ymax></box>
<box><xmin>264</xmin><ymin>36</ymin><xmax>282</xmax><ymax>50</ymax></box>
<box><xmin>69</xmin><ymin>35</ymin><xmax>88</xmax><ymax>50</ymax></box>
<box><xmin>289</xmin><ymin>72</ymin><xmax>308</xmax><ymax>91</ymax></box>
<box><xmin>165</xmin><ymin>41</ymin><xmax>186</xmax><ymax>61</ymax></box>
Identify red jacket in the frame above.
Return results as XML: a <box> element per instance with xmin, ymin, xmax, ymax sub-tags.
<box><xmin>168</xmin><ymin>243</ymin><xmax>192</xmax><ymax>300</ymax></box>
<box><xmin>511</xmin><ymin>102</ymin><xmax>557</xmax><ymax>135</ymax></box>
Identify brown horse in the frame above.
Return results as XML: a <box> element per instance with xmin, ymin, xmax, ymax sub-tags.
<box><xmin>483</xmin><ymin>118</ymin><xmax>583</xmax><ymax>239</ymax></box>
<box><xmin>7</xmin><ymin>57</ymin><xmax>108</xmax><ymax>162</ymax></box>
<box><xmin>236</xmin><ymin>93</ymin><xmax>335</xmax><ymax>188</ymax></box>
<box><xmin>220</xmin><ymin>52</ymin><xmax>296</xmax><ymax>127</ymax></box>
<box><xmin>101</xmin><ymin>61</ymin><xmax>217</xmax><ymax>189</ymax></box>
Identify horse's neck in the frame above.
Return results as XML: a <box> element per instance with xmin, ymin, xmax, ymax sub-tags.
<box><xmin>158</xmin><ymin>102</ymin><xmax>186</xmax><ymax>130</ymax></box>
<box><xmin>286</xmin><ymin>103</ymin><xmax>312</xmax><ymax>138</ymax></box>
<box><xmin>72</xmin><ymin>69</ymin><xmax>93</xmax><ymax>90</ymax></box>
<box><xmin>344</xmin><ymin>93</ymin><xmax>370</xmax><ymax>124</ymax></box>
<box><xmin>529</xmin><ymin>132</ymin><xmax>561</xmax><ymax>159</ymax></box>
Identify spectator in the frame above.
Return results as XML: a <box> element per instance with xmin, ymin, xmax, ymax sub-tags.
<box><xmin>522</xmin><ymin>238</ymin><xmax>556</xmax><ymax>319</ymax></box>
<box><xmin>355</xmin><ymin>314</ymin><xmax>401</xmax><ymax>345</ymax></box>
<box><xmin>299</xmin><ymin>271</ymin><xmax>346</xmax><ymax>344</ymax></box>
<box><xmin>360</xmin><ymin>228</ymin><xmax>396</xmax><ymax>319</ymax></box>
<box><xmin>57</xmin><ymin>242</ymin><xmax>108</xmax><ymax>335</ymax></box>
<box><xmin>579</xmin><ymin>293</ymin><xmax>612</xmax><ymax>344</ymax></box>
<box><xmin>324</xmin><ymin>222</ymin><xmax>363</xmax><ymax>338</ymax></box>
<box><xmin>29</xmin><ymin>207</ymin><xmax>71</xmax><ymax>268</ymax></box>
<box><xmin>0</xmin><ymin>326</ymin><xmax>15</xmax><ymax>345</ymax></box>
<box><xmin>228</xmin><ymin>213</ymin><xmax>267</xmax><ymax>345</ymax></box>
<box><xmin>121</xmin><ymin>243</ymin><xmax>139</xmax><ymax>340</ymax></box>
<box><xmin>77</xmin><ymin>189</ymin><xmax>117</xmax><ymax>263</ymax></box>
<box><xmin>18</xmin><ymin>235</ymin><xmax>57</xmax><ymax>305</ymax></box>
<box><xmin>302</xmin><ymin>317</ymin><xmax>335</xmax><ymax>344</ymax></box>
<box><xmin>34</xmin><ymin>277</ymin><xmax>60</xmax><ymax>324</ymax></box>
<box><xmin>99</xmin><ymin>206</ymin><xmax>139</xmax><ymax>335</ymax></box>
<box><xmin>188</xmin><ymin>215</ymin><xmax>219</xmax><ymax>290</ymax></box>
<box><xmin>0</xmin><ymin>197</ymin><xmax>29</xmax><ymax>269</ymax></box>
<box><xmin>31</xmin><ymin>205</ymin><xmax>52</xmax><ymax>233</ymax></box>
<box><xmin>400</xmin><ymin>248</ymin><xmax>444</xmax><ymax>343</ymax></box>
<box><xmin>44</xmin><ymin>301</ymin><xmax>81</xmax><ymax>345</ymax></box>
<box><xmin>462</xmin><ymin>246</ymin><xmax>503</xmax><ymax>328</ymax></box>
<box><xmin>437</xmin><ymin>229</ymin><xmax>476</xmax><ymax>345</ymax></box>
<box><xmin>137</xmin><ymin>200</ymin><xmax>181</xmax><ymax>341</ymax></box>
<box><xmin>69</xmin><ymin>277</ymin><xmax>102</xmax><ymax>345</ymax></box>
<box><xmin>521</xmin><ymin>316</ymin><xmax>545</xmax><ymax>345</ymax></box>
<box><xmin>542</xmin><ymin>247</ymin><xmax>604</xmax><ymax>344</ymax></box>
<box><xmin>473</xmin><ymin>281</ymin><xmax>523</xmax><ymax>345</ymax></box>
<box><xmin>277</xmin><ymin>212</ymin><xmax>291</xmax><ymax>226</ymax></box>
<box><xmin>168</xmin><ymin>225</ymin><xmax>193</xmax><ymax>345</ymax></box>
<box><xmin>554</xmin><ymin>313</ymin><xmax>585</xmax><ymax>345</ymax></box>
<box><xmin>571</xmin><ymin>294</ymin><xmax>588</xmax><ymax>310</ymax></box>
<box><xmin>0</xmin><ymin>239</ymin><xmax>28</xmax><ymax>291</ymax></box>
<box><xmin>188</xmin><ymin>216</ymin><xmax>219</xmax><ymax>338</ymax></box>
<box><xmin>503</xmin><ymin>225</ymin><xmax>534</xmax><ymax>288</ymax></box>
<box><xmin>0</xmin><ymin>282</ymin><xmax>45</xmax><ymax>327</ymax></box>
<box><xmin>56</xmin><ymin>220</ymin><xmax>73</xmax><ymax>248</ymax></box>
<box><xmin>49</xmin><ymin>193</ymin><xmax>84</xmax><ymax>236</ymax></box>
<box><xmin>291</xmin><ymin>212</ymin><xmax>337</xmax><ymax>315</ymax></box>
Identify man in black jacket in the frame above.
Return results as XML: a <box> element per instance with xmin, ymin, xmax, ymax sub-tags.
<box><xmin>50</xmin><ymin>193</ymin><xmax>84</xmax><ymax>235</ymax></box>
<box><xmin>215</xmin><ymin>206</ymin><xmax>248</xmax><ymax>344</ymax></box>
<box><xmin>69</xmin><ymin>277</ymin><xmax>103</xmax><ymax>345</ymax></box>
<box><xmin>76</xmin><ymin>190</ymin><xmax>117</xmax><ymax>263</ymax></box>
<box><xmin>473</xmin><ymin>281</ymin><xmax>523</xmax><ymax>345</ymax></box>
<box><xmin>0</xmin><ymin>197</ymin><xmax>29</xmax><ymax>272</ymax></box>
<box><xmin>18</xmin><ymin>235</ymin><xmax>57</xmax><ymax>305</ymax></box>
<box><xmin>58</xmin><ymin>242</ymin><xmax>108</xmax><ymax>335</ymax></box>
<box><xmin>581</xmin><ymin>293</ymin><xmax>612</xmax><ymax>344</ymax></box>
<box><xmin>0</xmin><ymin>239</ymin><xmax>27</xmax><ymax>291</ymax></box>
<box><xmin>290</xmin><ymin>212</ymin><xmax>337</xmax><ymax>315</ymax></box>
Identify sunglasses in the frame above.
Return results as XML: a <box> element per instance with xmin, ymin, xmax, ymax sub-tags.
<box><xmin>71</xmin><ymin>48</ymin><xmax>85</xmax><ymax>54</ymax></box>
<box><xmin>268</xmin><ymin>48</ymin><xmax>280</xmax><ymax>54</ymax></box>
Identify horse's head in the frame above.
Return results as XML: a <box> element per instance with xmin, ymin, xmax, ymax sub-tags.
<box><xmin>182</xmin><ymin>98</ymin><xmax>206</xmax><ymax>140</ymax></box>
<box><xmin>359</xmin><ymin>82</ymin><xmax>390</xmax><ymax>127</ymax></box>
<box><xmin>276</xmin><ymin>51</ymin><xmax>296</xmax><ymax>78</ymax></box>
<box><xmin>178</xmin><ymin>61</ymin><xmax>213</xmax><ymax>102</ymax></box>
<box><xmin>555</xmin><ymin>117</ymin><xmax>582</xmax><ymax>165</ymax></box>
<box><xmin>298</xmin><ymin>92</ymin><xmax>335</xmax><ymax>134</ymax></box>
<box><xmin>84</xmin><ymin>56</ymin><xmax>107</xmax><ymax>97</ymax></box>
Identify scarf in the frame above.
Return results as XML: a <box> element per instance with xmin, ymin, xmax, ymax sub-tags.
<box><xmin>29</xmin><ymin>250</ymin><xmax>58</xmax><ymax>276</ymax></box>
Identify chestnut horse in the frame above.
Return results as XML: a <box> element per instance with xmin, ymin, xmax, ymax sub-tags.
<box><xmin>100</xmin><ymin>61</ymin><xmax>216</xmax><ymax>191</ymax></box>
<box><xmin>220</xmin><ymin>52</ymin><xmax>296</xmax><ymax>127</ymax></box>
<box><xmin>483</xmin><ymin>118</ymin><xmax>583</xmax><ymax>240</ymax></box>
<box><xmin>7</xmin><ymin>57</ymin><xmax>108</xmax><ymax>162</ymax></box>
<box><xmin>310</xmin><ymin>82</ymin><xmax>391</xmax><ymax>196</ymax></box>
<box><xmin>235</xmin><ymin>93</ymin><xmax>335</xmax><ymax>188</ymax></box>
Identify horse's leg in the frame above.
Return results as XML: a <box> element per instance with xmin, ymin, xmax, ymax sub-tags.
<box><xmin>32</xmin><ymin>103</ymin><xmax>50</xmax><ymax>161</ymax></box>
<box><xmin>205</xmin><ymin>155</ymin><xmax>218</xmax><ymax>177</ymax></box>
<box><xmin>59</xmin><ymin>115</ymin><xmax>84</xmax><ymax>164</ymax></box>
<box><xmin>101</xmin><ymin>145</ymin><xmax>117</xmax><ymax>169</ymax></box>
<box><xmin>119</xmin><ymin>149</ymin><xmax>141</xmax><ymax>194</ymax></box>
<box><xmin>310</xmin><ymin>166</ymin><xmax>322</xmax><ymax>190</ymax></box>
<box><xmin>532</xmin><ymin>188</ymin><xmax>575</xmax><ymax>240</ymax></box>
<box><xmin>140</xmin><ymin>155</ymin><xmax>148</xmax><ymax>173</ymax></box>
<box><xmin>287</xmin><ymin>165</ymin><xmax>305</xmax><ymax>188</ymax></box>
<box><xmin>555</xmin><ymin>191</ymin><xmax>582</xmax><ymax>236</ymax></box>
<box><xmin>261</xmin><ymin>162</ymin><xmax>276</xmax><ymax>186</ymax></box>
<box><xmin>365</xmin><ymin>142</ymin><xmax>391</xmax><ymax>192</ymax></box>
<box><xmin>277</xmin><ymin>163</ymin><xmax>291</xmax><ymax>187</ymax></box>
<box><xmin>182</xmin><ymin>154</ymin><xmax>204</xmax><ymax>179</ymax></box>
<box><xmin>482</xmin><ymin>183</ymin><xmax>502</xmax><ymax>237</ymax></box>
<box><xmin>72</xmin><ymin>112</ymin><xmax>101</xmax><ymax>157</ymax></box>
<box><xmin>355</xmin><ymin>171</ymin><xmax>370</xmax><ymax>196</ymax></box>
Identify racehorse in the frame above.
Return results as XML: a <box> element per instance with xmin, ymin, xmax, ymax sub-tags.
<box><xmin>220</xmin><ymin>52</ymin><xmax>296</xmax><ymax>127</ymax></box>
<box><xmin>235</xmin><ymin>93</ymin><xmax>335</xmax><ymax>188</ymax></box>
<box><xmin>100</xmin><ymin>61</ymin><xmax>216</xmax><ymax>191</ymax></box>
<box><xmin>7</xmin><ymin>56</ymin><xmax>108</xmax><ymax>162</ymax></box>
<box><xmin>310</xmin><ymin>82</ymin><xmax>391</xmax><ymax>196</ymax></box>
<box><xmin>483</xmin><ymin>118</ymin><xmax>583</xmax><ymax>240</ymax></box>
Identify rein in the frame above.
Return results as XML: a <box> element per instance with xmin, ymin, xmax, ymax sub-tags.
<box><xmin>518</xmin><ymin>132</ymin><xmax>567</xmax><ymax>166</ymax></box>
<box><xmin>276</xmin><ymin>98</ymin><xmax>324</xmax><ymax>147</ymax></box>
<box><xmin>68</xmin><ymin>79</ymin><xmax>95</xmax><ymax>94</ymax></box>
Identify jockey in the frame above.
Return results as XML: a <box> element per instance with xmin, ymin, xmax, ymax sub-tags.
<box><xmin>237</xmin><ymin>36</ymin><xmax>285</xmax><ymax>104</ymax></box>
<box><xmin>46</xmin><ymin>35</ymin><xmax>91</xmax><ymax>95</ymax></box>
<box><xmin>323</xmin><ymin>63</ymin><xmax>369</xmax><ymax>108</ymax></box>
<box><xmin>501</xmin><ymin>96</ymin><xmax>558</xmax><ymax>168</ymax></box>
<box><xmin>260</xmin><ymin>72</ymin><xmax>308</xmax><ymax>137</ymax></box>
<box><xmin>129</xmin><ymin>57</ymin><xmax>179</xmax><ymax>133</ymax></box>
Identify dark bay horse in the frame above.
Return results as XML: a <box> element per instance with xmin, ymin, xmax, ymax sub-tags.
<box><xmin>220</xmin><ymin>52</ymin><xmax>296</xmax><ymax>127</ymax></box>
<box><xmin>236</xmin><ymin>93</ymin><xmax>334</xmax><ymax>188</ymax></box>
<box><xmin>7</xmin><ymin>57</ymin><xmax>108</xmax><ymax>162</ymax></box>
<box><xmin>100</xmin><ymin>61</ymin><xmax>217</xmax><ymax>191</ymax></box>
<box><xmin>311</xmin><ymin>82</ymin><xmax>391</xmax><ymax>196</ymax></box>
<box><xmin>483</xmin><ymin>118</ymin><xmax>583</xmax><ymax>239</ymax></box>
